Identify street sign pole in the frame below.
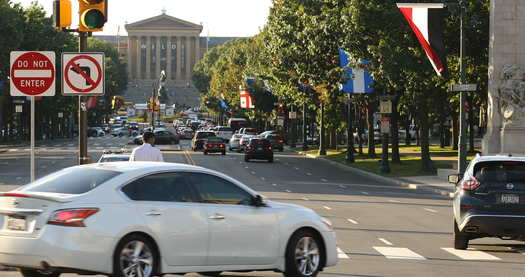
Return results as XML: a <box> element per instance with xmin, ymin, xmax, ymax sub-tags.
<box><xmin>78</xmin><ymin>31</ymin><xmax>89</xmax><ymax>165</ymax></box>
<box><xmin>30</xmin><ymin>96</ymin><xmax>35</xmax><ymax>182</ymax></box>
<box><xmin>458</xmin><ymin>1</ymin><xmax>467</xmax><ymax>175</ymax></box>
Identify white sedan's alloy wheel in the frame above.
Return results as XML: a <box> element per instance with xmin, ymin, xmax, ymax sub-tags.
<box><xmin>118</xmin><ymin>239</ymin><xmax>154</xmax><ymax>277</ymax></box>
<box><xmin>295</xmin><ymin>237</ymin><xmax>320</xmax><ymax>276</ymax></box>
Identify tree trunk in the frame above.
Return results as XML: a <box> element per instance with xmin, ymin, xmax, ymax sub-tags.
<box><xmin>452</xmin><ymin>118</ymin><xmax>459</xmax><ymax>150</ymax></box>
<box><xmin>367</xmin><ymin>100</ymin><xmax>376</xmax><ymax>157</ymax></box>
<box><xmin>404</xmin><ymin>117</ymin><xmax>411</xmax><ymax>146</ymax></box>
<box><xmin>391</xmin><ymin>95</ymin><xmax>401</xmax><ymax>163</ymax></box>
<box><xmin>318</xmin><ymin>102</ymin><xmax>326</xmax><ymax>156</ymax></box>
<box><xmin>418</xmin><ymin>93</ymin><xmax>435</xmax><ymax>174</ymax></box>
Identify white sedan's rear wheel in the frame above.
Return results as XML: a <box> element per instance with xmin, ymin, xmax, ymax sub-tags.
<box><xmin>285</xmin><ymin>230</ymin><xmax>322</xmax><ymax>277</ymax></box>
<box><xmin>114</xmin><ymin>234</ymin><xmax>157</xmax><ymax>277</ymax></box>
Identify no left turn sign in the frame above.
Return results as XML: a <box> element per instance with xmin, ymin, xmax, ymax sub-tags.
<box><xmin>10</xmin><ymin>51</ymin><xmax>56</xmax><ymax>96</ymax></box>
<box><xmin>62</xmin><ymin>52</ymin><xmax>105</xmax><ymax>96</ymax></box>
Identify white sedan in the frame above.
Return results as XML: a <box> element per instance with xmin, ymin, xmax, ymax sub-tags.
<box><xmin>0</xmin><ymin>162</ymin><xmax>337</xmax><ymax>277</ymax></box>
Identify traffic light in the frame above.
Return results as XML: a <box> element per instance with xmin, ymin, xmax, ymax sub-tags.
<box><xmin>78</xmin><ymin>0</ymin><xmax>107</xmax><ymax>32</ymax></box>
<box><xmin>278</xmin><ymin>103</ymin><xmax>285</xmax><ymax>114</ymax></box>
<box><xmin>53</xmin><ymin>0</ymin><xmax>72</xmax><ymax>30</ymax></box>
<box><xmin>111</xmin><ymin>96</ymin><xmax>116</xmax><ymax>109</ymax></box>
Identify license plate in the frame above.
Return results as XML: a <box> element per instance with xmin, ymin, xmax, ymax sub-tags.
<box><xmin>257</xmin><ymin>147</ymin><xmax>263</xmax><ymax>150</ymax></box>
<box><xmin>501</xmin><ymin>194</ymin><xmax>520</xmax><ymax>204</ymax></box>
<box><xmin>6</xmin><ymin>215</ymin><xmax>26</xmax><ymax>231</ymax></box>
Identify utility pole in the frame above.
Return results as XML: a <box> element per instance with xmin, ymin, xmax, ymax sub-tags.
<box><xmin>78</xmin><ymin>31</ymin><xmax>89</xmax><ymax>165</ymax></box>
<box><xmin>458</xmin><ymin>1</ymin><xmax>467</xmax><ymax>175</ymax></box>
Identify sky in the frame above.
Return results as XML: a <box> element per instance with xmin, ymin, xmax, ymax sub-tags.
<box><xmin>14</xmin><ymin>0</ymin><xmax>273</xmax><ymax>37</ymax></box>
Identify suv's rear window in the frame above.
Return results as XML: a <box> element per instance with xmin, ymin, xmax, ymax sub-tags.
<box><xmin>250</xmin><ymin>139</ymin><xmax>270</xmax><ymax>146</ymax></box>
<box><xmin>196</xmin><ymin>132</ymin><xmax>215</xmax><ymax>139</ymax></box>
<box><xmin>218</xmin><ymin>127</ymin><xmax>233</xmax><ymax>132</ymax></box>
<box><xmin>474</xmin><ymin>161</ymin><xmax>525</xmax><ymax>183</ymax></box>
<box><xmin>19</xmin><ymin>167</ymin><xmax>121</xmax><ymax>194</ymax></box>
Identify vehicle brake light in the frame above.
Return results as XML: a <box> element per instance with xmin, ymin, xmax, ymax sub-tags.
<box><xmin>461</xmin><ymin>176</ymin><xmax>480</xmax><ymax>191</ymax></box>
<box><xmin>48</xmin><ymin>208</ymin><xmax>99</xmax><ymax>227</ymax></box>
<box><xmin>277</xmin><ymin>139</ymin><xmax>284</xmax><ymax>143</ymax></box>
<box><xmin>247</xmin><ymin>146</ymin><xmax>254</xmax><ymax>151</ymax></box>
<box><xmin>219</xmin><ymin>144</ymin><xmax>225</xmax><ymax>148</ymax></box>
<box><xmin>206</xmin><ymin>144</ymin><xmax>213</xmax><ymax>148</ymax></box>
<box><xmin>0</xmin><ymin>193</ymin><xmax>29</xmax><ymax>198</ymax></box>
<box><xmin>268</xmin><ymin>146</ymin><xmax>273</xmax><ymax>150</ymax></box>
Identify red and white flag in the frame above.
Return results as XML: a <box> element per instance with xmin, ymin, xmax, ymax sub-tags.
<box><xmin>240</xmin><ymin>90</ymin><xmax>255</xmax><ymax>109</ymax></box>
<box><xmin>397</xmin><ymin>3</ymin><xmax>448</xmax><ymax>77</ymax></box>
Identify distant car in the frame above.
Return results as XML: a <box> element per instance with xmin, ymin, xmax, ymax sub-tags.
<box><xmin>97</xmin><ymin>150</ymin><xmax>131</xmax><ymax>163</ymax></box>
<box><xmin>111</xmin><ymin>127</ymin><xmax>127</xmax><ymax>137</ymax></box>
<box><xmin>450</xmin><ymin>155</ymin><xmax>525</xmax><ymax>250</ymax></box>
<box><xmin>177</xmin><ymin>127</ymin><xmax>194</xmax><ymax>139</ymax></box>
<box><xmin>229</xmin><ymin>134</ymin><xmax>243</xmax><ymax>151</ymax></box>
<box><xmin>214</xmin><ymin>126</ymin><xmax>234</xmax><ymax>142</ymax></box>
<box><xmin>88</xmin><ymin>127</ymin><xmax>105</xmax><ymax>137</ymax></box>
<box><xmin>203</xmin><ymin>137</ymin><xmax>226</xmax><ymax>155</ymax></box>
<box><xmin>260</xmin><ymin>131</ymin><xmax>285</xmax><ymax>152</ymax></box>
<box><xmin>238</xmin><ymin>127</ymin><xmax>257</xmax><ymax>135</ymax></box>
<box><xmin>133</xmin><ymin>129</ymin><xmax>179</xmax><ymax>145</ymax></box>
<box><xmin>244</xmin><ymin>138</ymin><xmax>274</xmax><ymax>163</ymax></box>
<box><xmin>191</xmin><ymin>131</ymin><xmax>216</xmax><ymax>151</ymax></box>
<box><xmin>238</xmin><ymin>134</ymin><xmax>256</xmax><ymax>152</ymax></box>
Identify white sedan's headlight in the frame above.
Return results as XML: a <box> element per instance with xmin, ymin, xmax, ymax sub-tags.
<box><xmin>320</xmin><ymin>217</ymin><xmax>333</xmax><ymax>230</ymax></box>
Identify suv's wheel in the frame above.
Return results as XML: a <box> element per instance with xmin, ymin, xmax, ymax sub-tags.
<box><xmin>285</xmin><ymin>230</ymin><xmax>322</xmax><ymax>277</ymax></box>
<box><xmin>454</xmin><ymin>220</ymin><xmax>469</xmax><ymax>250</ymax></box>
<box><xmin>20</xmin><ymin>270</ymin><xmax>60</xmax><ymax>277</ymax></box>
<box><xmin>244</xmin><ymin>156</ymin><xmax>250</xmax><ymax>162</ymax></box>
<box><xmin>221</xmin><ymin>151</ymin><xmax>226</xmax><ymax>155</ymax></box>
<box><xmin>113</xmin><ymin>234</ymin><xmax>158</xmax><ymax>277</ymax></box>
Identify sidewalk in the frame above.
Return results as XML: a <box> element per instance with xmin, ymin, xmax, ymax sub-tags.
<box><xmin>291</xmin><ymin>147</ymin><xmax>455</xmax><ymax>198</ymax></box>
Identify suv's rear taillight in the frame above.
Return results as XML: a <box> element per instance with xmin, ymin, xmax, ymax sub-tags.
<box><xmin>277</xmin><ymin>139</ymin><xmax>284</xmax><ymax>143</ymax></box>
<box><xmin>48</xmin><ymin>208</ymin><xmax>99</xmax><ymax>227</ymax></box>
<box><xmin>461</xmin><ymin>176</ymin><xmax>480</xmax><ymax>191</ymax></box>
<box><xmin>247</xmin><ymin>146</ymin><xmax>254</xmax><ymax>151</ymax></box>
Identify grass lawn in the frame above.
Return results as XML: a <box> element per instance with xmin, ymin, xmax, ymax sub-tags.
<box><xmin>293</xmin><ymin>144</ymin><xmax>478</xmax><ymax>177</ymax></box>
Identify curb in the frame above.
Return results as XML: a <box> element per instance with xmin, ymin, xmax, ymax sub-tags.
<box><xmin>295</xmin><ymin>150</ymin><xmax>454</xmax><ymax>199</ymax></box>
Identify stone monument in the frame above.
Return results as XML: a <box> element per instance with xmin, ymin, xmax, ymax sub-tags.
<box><xmin>483</xmin><ymin>0</ymin><xmax>525</xmax><ymax>155</ymax></box>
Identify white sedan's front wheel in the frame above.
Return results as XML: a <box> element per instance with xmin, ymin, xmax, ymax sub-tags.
<box><xmin>114</xmin><ymin>235</ymin><xmax>157</xmax><ymax>277</ymax></box>
<box><xmin>285</xmin><ymin>230</ymin><xmax>322</xmax><ymax>277</ymax></box>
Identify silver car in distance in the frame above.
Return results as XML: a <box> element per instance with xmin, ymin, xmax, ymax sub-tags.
<box><xmin>0</xmin><ymin>162</ymin><xmax>337</xmax><ymax>277</ymax></box>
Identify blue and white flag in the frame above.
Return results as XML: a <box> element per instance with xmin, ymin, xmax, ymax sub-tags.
<box><xmin>339</xmin><ymin>49</ymin><xmax>374</xmax><ymax>94</ymax></box>
<box><xmin>219</xmin><ymin>93</ymin><xmax>229</xmax><ymax>110</ymax></box>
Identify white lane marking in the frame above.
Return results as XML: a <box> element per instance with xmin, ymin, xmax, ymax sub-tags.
<box><xmin>441</xmin><ymin>248</ymin><xmax>501</xmax><ymax>260</ymax></box>
<box><xmin>251</xmin><ymin>171</ymin><xmax>256</xmax><ymax>175</ymax></box>
<box><xmin>51</xmin><ymin>161</ymin><xmax>56</xmax><ymax>164</ymax></box>
<box><xmin>424</xmin><ymin>208</ymin><xmax>438</xmax><ymax>213</ymax></box>
<box><xmin>16</xmin><ymin>177</ymin><xmax>22</xmax><ymax>180</ymax></box>
<box><xmin>323</xmin><ymin>206</ymin><xmax>332</xmax><ymax>210</ymax></box>
<box><xmin>302</xmin><ymin>197</ymin><xmax>309</xmax><ymax>201</ymax></box>
<box><xmin>276</xmin><ymin>158</ymin><xmax>280</xmax><ymax>161</ymax></box>
<box><xmin>378</xmin><ymin>238</ymin><xmax>393</xmax><ymax>246</ymax></box>
<box><xmin>244</xmin><ymin>166</ymin><xmax>249</xmax><ymax>169</ymax></box>
<box><xmin>306</xmin><ymin>172</ymin><xmax>312</xmax><ymax>176</ymax></box>
<box><xmin>373</xmin><ymin>247</ymin><xmax>426</xmax><ymax>260</ymax></box>
<box><xmin>94</xmin><ymin>143</ymin><xmax>100</xmax><ymax>146</ymax></box>
<box><xmin>337</xmin><ymin>248</ymin><xmax>349</xmax><ymax>259</ymax></box>
<box><xmin>68</xmin><ymin>144</ymin><xmax>74</xmax><ymax>147</ymax></box>
<box><xmin>321</xmin><ymin>178</ymin><xmax>328</xmax><ymax>182</ymax></box>
<box><xmin>285</xmin><ymin>189</ymin><xmax>292</xmax><ymax>193</ymax></box>
<box><xmin>239</xmin><ymin>162</ymin><xmax>243</xmax><ymax>164</ymax></box>
<box><xmin>272</xmin><ymin>184</ymin><xmax>278</xmax><ymax>187</ymax></box>
<box><xmin>389</xmin><ymin>200</ymin><xmax>401</xmax><ymax>203</ymax></box>
<box><xmin>347</xmin><ymin>219</ymin><xmax>358</xmax><ymax>224</ymax></box>
<box><xmin>294</xmin><ymin>167</ymin><xmax>300</xmax><ymax>170</ymax></box>
<box><xmin>261</xmin><ymin>177</ymin><xmax>266</xmax><ymax>181</ymax></box>
<box><xmin>41</xmin><ymin>166</ymin><xmax>47</xmax><ymax>169</ymax></box>
<box><xmin>339</xmin><ymin>185</ymin><xmax>346</xmax><ymax>189</ymax></box>
<box><xmin>361</xmin><ymin>191</ymin><xmax>369</xmax><ymax>195</ymax></box>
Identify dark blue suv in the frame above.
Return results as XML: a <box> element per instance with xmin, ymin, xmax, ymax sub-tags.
<box><xmin>450</xmin><ymin>155</ymin><xmax>525</xmax><ymax>249</ymax></box>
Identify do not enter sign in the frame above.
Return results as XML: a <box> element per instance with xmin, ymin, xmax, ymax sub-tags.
<box><xmin>10</xmin><ymin>51</ymin><xmax>56</xmax><ymax>96</ymax></box>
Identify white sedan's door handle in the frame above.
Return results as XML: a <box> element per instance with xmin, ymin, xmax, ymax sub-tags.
<box><xmin>146</xmin><ymin>210</ymin><xmax>162</xmax><ymax>216</ymax></box>
<box><xmin>208</xmin><ymin>214</ymin><xmax>225</xmax><ymax>220</ymax></box>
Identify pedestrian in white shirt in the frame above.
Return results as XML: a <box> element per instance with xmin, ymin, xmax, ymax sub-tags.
<box><xmin>130</xmin><ymin>131</ymin><xmax>164</xmax><ymax>162</ymax></box>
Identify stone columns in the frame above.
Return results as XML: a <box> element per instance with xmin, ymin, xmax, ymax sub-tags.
<box><xmin>156</xmin><ymin>36</ymin><xmax>161</xmax><ymax>78</ymax></box>
<box><xmin>136</xmin><ymin>36</ymin><xmax>142</xmax><ymax>80</ymax></box>
<box><xmin>176</xmin><ymin>36</ymin><xmax>182</xmax><ymax>81</ymax></box>
<box><xmin>127</xmin><ymin>36</ymin><xmax>132</xmax><ymax>80</ymax></box>
<box><xmin>195</xmin><ymin>36</ymin><xmax>200</xmax><ymax>72</ymax></box>
<box><xmin>166</xmin><ymin>36</ymin><xmax>172</xmax><ymax>81</ymax></box>
<box><xmin>186</xmin><ymin>36</ymin><xmax>191</xmax><ymax>80</ymax></box>
<box><xmin>146</xmin><ymin>36</ymin><xmax>151</xmax><ymax>80</ymax></box>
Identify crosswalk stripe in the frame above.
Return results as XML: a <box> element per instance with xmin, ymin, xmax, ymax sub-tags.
<box><xmin>337</xmin><ymin>248</ymin><xmax>349</xmax><ymax>259</ymax></box>
<box><xmin>373</xmin><ymin>247</ymin><xmax>426</xmax><ymax>260</ymax></box>
<box><xmin>441</xmin><ymin>248</ymin><xmax>501</xmax><ymax>260</ymax></box>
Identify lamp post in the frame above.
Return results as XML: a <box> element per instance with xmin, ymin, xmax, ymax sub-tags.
<box><xmin>151</xmin><ymin>70</ymin><xmax>166</xmax><ymax>131</ymax></box>
<box><xmin>346</xmin><ymin>94</ymin><xmax>355</xmax><ymax>163</ymax></box>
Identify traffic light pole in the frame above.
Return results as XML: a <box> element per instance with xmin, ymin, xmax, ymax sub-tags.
<box><xmin>458</xmin><ymin>1</ymin><xmax>467</xmax><ymax>175</ymax></box>
<box><xmin>78</xmin><ymin>31</ymin><xmax>89</xmax><ymax>165</ymax></box>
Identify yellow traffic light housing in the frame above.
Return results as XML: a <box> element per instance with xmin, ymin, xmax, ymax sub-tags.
<box><xmin>79</xmin><ymin>0</ymin><xmax>107</xmax><ymax>32</ymax></box>
<box><xmin>53</xmin><ymin>0</ymin><xmax>72</xmax><ymax>30</ymax></box>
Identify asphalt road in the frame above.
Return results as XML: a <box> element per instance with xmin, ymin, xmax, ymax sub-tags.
<box><xmin>2</xmin><ymin>139</ymin><xmax>525</xmax><ymax>277</ymax></box>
